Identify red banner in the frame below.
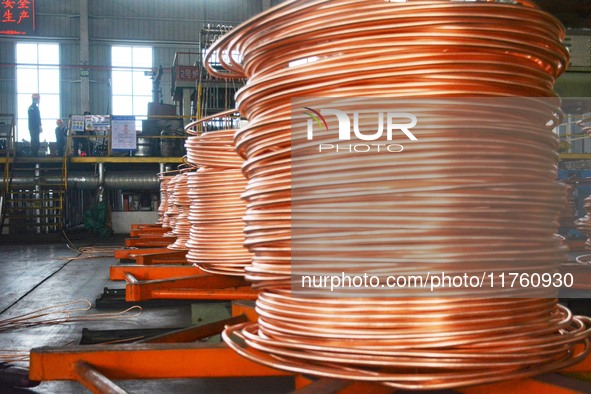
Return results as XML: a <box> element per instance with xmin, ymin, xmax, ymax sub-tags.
<box><xmin>0</xmin><ymin>0</ymin><xmax>35</xmax><ymax>36</ymax></box>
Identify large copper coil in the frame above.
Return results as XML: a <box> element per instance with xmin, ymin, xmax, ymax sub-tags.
<box><xmin>168</xmin><ymin>170</ymin><xmax>192</xmax><ymax>250</ymax></box>
<box><xmin>199</xmin><ymin>0</ymin><xmax>590</xmax><ymax>389</ymax></box>
<box><xmin>203</xmin><ymin>0</ymin><xmax>570</xmax><ymax>286</ymax></box>
<box><xmin>184</xmin><ymin>125</ymin><xmax>252</xmax><ymax>275</ymax></box>
<box><xmin>185</xmin><ymin>126</ymin><xmax>245</xmax><ymax>169</ymax></box>
<box><xmin>224</xmin><ymin>292</ymin><xmax>591</xmax><ymax>390</ymax></box>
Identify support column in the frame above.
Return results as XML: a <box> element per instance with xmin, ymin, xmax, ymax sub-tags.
<box><xmin>80</xmin><ymin>0</ymin><xmax>90</xmax><ymax>114</ymax></box>
<box><xmin>183</xmin><ymin>88</ymin><xmax>193</xmax><ymax>125</ymax></box>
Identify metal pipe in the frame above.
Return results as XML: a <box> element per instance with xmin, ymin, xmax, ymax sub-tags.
<box><xmin>73</xmin><ymin>361</ymin><xmax>126</xmax><ymax>394</ymax></box>
<box><xmin>10</xmin><ymin>171</ymin><xmax>159</xmax><ymax>190</ymax></box>
<box><xmin>97</xmin><ymin>163</ymin><xmax>104</xmax><ymax>188</ymax></box>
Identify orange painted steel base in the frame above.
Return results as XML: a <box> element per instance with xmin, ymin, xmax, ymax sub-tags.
<box><xmin>134</xmin><ymin>251</ymin><xmax>188</xmax><ymax>265</ymax></box>
<box><xmin>28</xmin><ymin>303</ymin><xmax>291</xmax><ymax>389</ymax></box>
<box><xmin>114</xmin><ymin>247</ymin><xmax>171</xmax><ymax>260</ymax></box>
<box><xmin>129</xmin><ymin>227</ymin><xmax>169</xmax><ymax>237</ymax></box>
<box><xmin>124</xmin><ymin>273</ymin><xmax>258</xmax><ymax>301</ymax></box>
<box><xmin>113</xmin><ymin>248</ymin><xmax>187</xmax><ymax>264</ymax></box>
<box><xmin>30</xmin><ymin>344</ymin><xmax>292</xmax><ymax>382</ymax></box>
<box><xmin>110</xmin><ymin>264</ymin><xmax>201</xmax><ymax>281</ymax></box>
<box><xmin>125</xmin><ymin>237</ymin><xmax>175</xmax><ymax>247</ymax></box>
<box><xmin>26</xmin><ymin>301</ymin><xmax>591</xmax><ymax>393</ymax></box>
<box><xmin>131</xmin><ymin>224</ymin><xmax>164</xmax><ymax>230</ymax></box>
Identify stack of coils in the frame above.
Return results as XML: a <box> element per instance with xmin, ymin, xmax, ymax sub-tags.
<box><xmin>168</xmin><ymin>170</ymin><xmax>192</xmax><ymax>250</ymax></box>
<box><xmin>203</xmin><ymin>0</ymin><xmax>591</xmax><ymax>390</ymax></box>
<box><xmin>162</xmin><ymin>175</ymin><xmax>178</xmax><ymax>232</ymax></box>
<box><xmin>576</xmin><ymin>195</ymin><xmax>591</xmax><ymax>248</ymax></box>
<box><xmin>184</xmin><ymin>117</ymin><xmax>252</xmax><ymax>275</ymax></box>
<box><xmin>157</xmin><ymin>173</ymin><xmax>174</xmax><ymax>226</ymax></box>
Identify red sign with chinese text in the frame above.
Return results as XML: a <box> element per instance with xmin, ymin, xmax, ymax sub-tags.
<box><xmin>0</xmin><ymin>0</ymin><xmax>35</xmax><ymax>36</ymax></box>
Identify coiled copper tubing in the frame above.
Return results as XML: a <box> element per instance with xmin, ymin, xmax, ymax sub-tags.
<box><xmin>197</xmin><ymin>0</ymin><xmax>590</xmax><ymax>389</ymax></box>
<box><xmin>184</xmin><ymin>121</ymin><xmax>253</xmax><ymax>275</ymax></box>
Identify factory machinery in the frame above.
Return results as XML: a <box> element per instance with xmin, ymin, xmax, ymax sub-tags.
<box><xmin>4</xmin><ymin>0</ymin><xmax>591</xmax><ymax>393</ymax></box>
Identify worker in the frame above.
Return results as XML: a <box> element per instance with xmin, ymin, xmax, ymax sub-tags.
<box><xmin>28</xmin><ymin>93</ymin><xmax>42</xmax><ymax>156</ymax></box>
<box><xmin>55</xmin><ymin>119</ymin><xmax>67</xmax><ymax>156</ymax></box>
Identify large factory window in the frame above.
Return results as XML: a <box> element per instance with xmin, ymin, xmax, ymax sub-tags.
<box><xmin>15</xmin><ymin>43</ymin><xmax>60</xmax><ymax>143</ymax></box>
<box><xmin>111</xmin><ymin>45</ymin><xmax>153</xmax><ymax>129</ymax></box>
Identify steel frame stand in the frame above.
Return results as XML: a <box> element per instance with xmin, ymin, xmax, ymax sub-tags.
<box><xmin>25</xmin><ymin>224</ymin><xmax>588</xmax><ymax>392</ymax></box>
<box><xmin>28</xmin><ymin>303</ymin><xmax>297</xmax><ymax>393</ymax></box>
<box><xmin>26</xmin><ymin>301</ymin><xmax>591</xmax><ymax>394</ymax></box>
<box><xmin>111</xmin><ymin>224</ymin><xmax>258</xmax><ymax>301</ymax></box>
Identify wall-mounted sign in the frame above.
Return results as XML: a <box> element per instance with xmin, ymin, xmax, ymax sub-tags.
<box><xmin>111</xmin><ymin>115</ymin><xmax>136</xmax><ymax>150</ymax></box>
<box><xmin>0</xmin><ymin>0</ymin><xmax>35</xmax><ymax>36</ymax></box>
<box><xmin>176</xmin><ymin>66</ymin><xmax>200</xmax><ymax>81</ymax></box>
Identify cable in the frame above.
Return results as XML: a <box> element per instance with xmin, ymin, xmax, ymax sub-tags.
<box><xmin>0</xmin><ymin>300</ymin><xmax>142</xmax><ymax>333</ymax></box>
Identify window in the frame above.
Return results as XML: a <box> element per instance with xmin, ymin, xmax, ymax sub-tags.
<box><xmin>16</xmin><ymin>43</ymin><xmax>60</xmax><ymax>142</ymax></box>
<box><xmin>111</xmin><ymin>46</ymin><xmax>153</xmax><ymax>128</ymax></box>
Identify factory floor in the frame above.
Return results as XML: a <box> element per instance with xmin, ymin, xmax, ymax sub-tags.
<box><xmin>0</xmin><ymin>234</ymin><xmax>294</xmax><ymax>394</ymax></box>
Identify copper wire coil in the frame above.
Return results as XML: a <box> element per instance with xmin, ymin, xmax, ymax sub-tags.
<box><xmin>220</xmin><ymin>292</ymin><xmax>591</xmax><ymax>390</ymax></box>
<box><xmin>185</xmin><ymin>129</ymin><xmax>244</xmax><ymax>168</ymax></box>
<box><xmin>161</xmin><ymin>176</ymin><xmax>178</xmax><ymax>230</ymax></box>
<box><xmin>156</xmin><ymin>174</ymin><xmax>174</xmax><ymax>225</ymax></box>
<box><xmin>168</xmin><ymin>171</ymin><xmax>192</xmax><ymax>250</ymax></box>
<box><xmin>184</xmin><ymin>131</ymin><xmax>253</xmax><ymax>275</ymax></box>
<box><xmin>197</xmin><ymin>0</ymin><xmax>590</xmax><ymax>388</ymax></box>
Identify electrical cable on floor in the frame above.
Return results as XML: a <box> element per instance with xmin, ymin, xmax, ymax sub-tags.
<box><xmin>60</xmin><ymin>229</ymin><xmax>123</xmax><ymax>260</ymax></box>
<box><xmin>199</xmin><ymin>0</ymin><xmax>591</xmax><ymax>389</ymax></box>
<box><xmin>0</xmin><ymin>299</ymin><xmax>142</xmax><ymax>333</ymax></box>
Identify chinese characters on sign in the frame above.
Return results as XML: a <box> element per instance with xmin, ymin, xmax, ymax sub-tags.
<box><xmin>111</xmin><ymin>116</ymin><xmax>137</xmax><ymax>150</ymax></box>
<box><xmin>0</xmin><ymin>0</ymin><xmax>35</xmax><ymax>36</ymax></box>
<box><xmin>176</xmin><ymin>66</ymin><xmax>200</xmax><ymax>81</ymax></box>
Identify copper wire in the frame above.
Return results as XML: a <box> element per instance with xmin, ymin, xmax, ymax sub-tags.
<box><xmin>199</xmin><ymin>0</ymin><xmax>590</xmax><ymax>389</ymax></box>
<box><xmin>0</xmin><ymin>300</ymin><xmax>142</xmax><ymax>333</ymax></box>
<box><xmin>162</xmin><ymin>175</ymin><xmax>179</xmax><ymax>231</ymax></box>
<box><xmin>184</xmin><ymin>127</ymin><xmax>252</xmax><ymax>275</ymax></box>
<box><xmin>168</xmin><ymin>170</ymin><xmax>192</xmax><ymax>250</ymax></box>
<box><xmin>157</xmin><ymin>173</ymin><xmax>175</xmax><ymax>227</ymax></box>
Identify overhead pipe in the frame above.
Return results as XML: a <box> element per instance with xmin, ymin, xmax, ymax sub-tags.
<box><xmin>10</xmin><ymin>171</ymin><xmax>159</xmax><ymax>190</ymax></box>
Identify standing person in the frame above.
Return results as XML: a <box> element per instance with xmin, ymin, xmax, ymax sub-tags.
<box><xmin>28</xmin><ymin>93</ymin><xmax>42</xmax><ymax>156</ymax></box>
<box><xmin>55</xmin><ymin>119</ymin><xmax>67</xmax><ymax>156</ymax></box>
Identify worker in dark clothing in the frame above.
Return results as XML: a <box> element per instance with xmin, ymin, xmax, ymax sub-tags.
<box><xmin>28</xmin><ymin>93</ymin><xmax>42</xmax><ymax>156</ymax></box>
<box><xmin>55</xmin><ymin>119</ymin><xmax>67</xmax><ymax>156</ymax></box>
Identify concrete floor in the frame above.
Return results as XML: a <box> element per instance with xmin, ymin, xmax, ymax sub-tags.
<box><xmin>0</xmin><ymin>235</ymin><xmax>294</xmax><ymax>393</ymax></box>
